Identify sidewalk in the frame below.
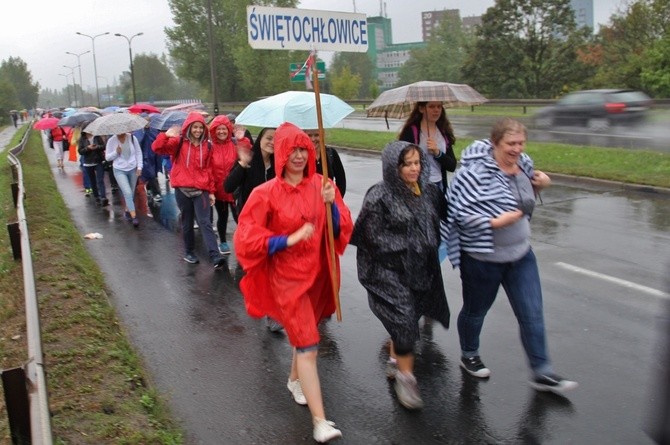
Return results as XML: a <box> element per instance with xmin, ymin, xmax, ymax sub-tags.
<box><xmin>0</xmin><ymin>125</ymin><xmax>19</xmax><ymax>152</ymax></box>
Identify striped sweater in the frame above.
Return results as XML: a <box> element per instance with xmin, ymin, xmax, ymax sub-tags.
<box><xmin>444</xmin><ymin>139</ymin><xmax>534</xmax><ymax>267</ymax></box>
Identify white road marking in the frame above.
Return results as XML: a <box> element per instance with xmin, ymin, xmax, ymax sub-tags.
<box><xmin>555</xmin><ymin>262</ymin><xmax>670</xmax><ymax>300</ymax></box>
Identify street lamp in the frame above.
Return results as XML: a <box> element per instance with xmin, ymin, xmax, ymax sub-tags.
<box><xmin>76</xmin><ymin>32</ymin><xmax>110</xmax><ymax>108</ymax></box>
<box><xmin>63</xmin><ymin>65</ymin><xmax>78</xmax><ymax>106</ymax></box>
<box><xmin>58</xmin><ymin>73</ymin><xmax>72</xmax><ymax>106</ymax></box>
<box><xmin>115</xmin><ymin>32</ymin><xmax>144</xmax><ymax>104</ymax></box>
<box><xmin>66</xmin><ymin>50</ymin><xmax>90</xmax><ymax>105</ymax></box>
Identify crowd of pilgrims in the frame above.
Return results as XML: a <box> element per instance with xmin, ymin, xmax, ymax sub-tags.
<box><xmin>43</xmin><ymin>103</ymin><xmax>577</xmax><ymax>443</ymax></box>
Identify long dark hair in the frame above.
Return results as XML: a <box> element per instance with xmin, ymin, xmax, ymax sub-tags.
<box><xmin>398</xmin><ymin>101</ymin><xmax>456</xmax><ymax>147</ymax></box>
<box><xmin>251</xmin><ymin>127</ymin><xmax>274</xmax><ymax>156</ymax></box>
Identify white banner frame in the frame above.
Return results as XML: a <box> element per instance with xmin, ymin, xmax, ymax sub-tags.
<box><xmin>247</xmin><ymin>6</ymin><xmax>368</xmax><ymax>52</ymax></box>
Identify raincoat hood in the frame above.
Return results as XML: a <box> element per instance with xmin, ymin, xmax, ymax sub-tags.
<box><xmin>273</xmin><ymin>122</ymin><xmax>316</xmax><ymax>180</ymax></box>
<box><xmin>208</xmin><ymin>115</ymin><xmax>234</xmax><ymax>142</ymax></box>
<box><xmin>180</xmin><ymin>112</ymin><xmax>207</xmax><ymax>142</ymax></box>
<box><xmin>381</xmin><ymin>140</ymin><xmax>429</xmax><ymax>194</ymax></box>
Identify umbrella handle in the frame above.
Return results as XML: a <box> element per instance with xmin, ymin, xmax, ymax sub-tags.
<box><xmin>384</xmin><ymin>111</ymin><xmax>389</xmax><ymax>130</ymax></box>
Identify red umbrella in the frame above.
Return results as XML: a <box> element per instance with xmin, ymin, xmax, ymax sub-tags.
<box><xmin>127</xmin><ymin>103</ymin><xmax>161</xmax><ymax>114</ymax></box>
<box><xmin>33</xmin><ymin>117</ymin><xmax>60</xmax><ymax>130</ymax></box>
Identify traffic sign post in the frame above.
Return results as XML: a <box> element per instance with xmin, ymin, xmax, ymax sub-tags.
<box><xmin>290</xmin><ymin>60</ymin><xmax>326</xmax><ymax>82</ymax></box>
<box><xmin>246</xmin><ymin>6</ymin><xmax>368</xmax><ymax>321</ymax></box>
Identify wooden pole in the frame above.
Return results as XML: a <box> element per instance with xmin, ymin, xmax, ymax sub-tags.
<box><xmin>311</xmin><ymin>53</ymin><xmax>342</xmax><ymax>321</ymax></box>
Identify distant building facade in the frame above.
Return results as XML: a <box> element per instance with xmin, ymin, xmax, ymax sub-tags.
<box><xmin>366</xmin><ymin>1</ymin><xmax>591</xmax><ymax>91</ymax></box>
<box><xmin>366</xmin><ymin>16</ymin><xmax>426</xmax><ymax>89</ymax></box>
<box><xmin>570</xmin><ymin>0</ymin><xmax>594</xmax><ymax>29</ymax></box>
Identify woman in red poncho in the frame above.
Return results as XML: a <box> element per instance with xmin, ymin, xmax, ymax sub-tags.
<box><xmin>234</xmin><ymin>122</ymin><xmax>352</xmax><ymax>443</ymax></box>
<box><xmin>208</xmin><ymin>114</ymin><xmax>238</xmax><ymax>255</ymax></box>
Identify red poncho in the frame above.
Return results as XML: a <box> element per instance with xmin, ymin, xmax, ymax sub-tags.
<box><xmin>234</xmin><ymin>122</ymin><xmax>353</xmax><ymax>348</ymax></box>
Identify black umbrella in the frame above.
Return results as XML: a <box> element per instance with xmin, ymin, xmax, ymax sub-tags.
<box><xmin>58</xmin><ymin>111</ymin><xmax>101</xmax><ymax>128</ymax></box>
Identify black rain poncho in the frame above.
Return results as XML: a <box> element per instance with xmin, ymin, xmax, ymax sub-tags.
<box><xmin>351</xmin><ymin>141</ymin><xmax>450</xmax><ymax>353</ymax></box>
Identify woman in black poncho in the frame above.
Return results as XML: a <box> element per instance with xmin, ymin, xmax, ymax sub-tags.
<box><xmin>351</xmin><ymin>140</ymin><xmax>450</xmax><ymax>411</ymax></box>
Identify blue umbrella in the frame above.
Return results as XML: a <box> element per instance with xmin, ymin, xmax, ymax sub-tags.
<box><xmin>102</xmin><ymin>105</ymin><xmax>121</xmax><ymax>114</ymax></box>
<box><xmin>149</xmin><ymin>111</ymin><xmax>188</xmax><ymax>131</ymax></box>
<box><xmin>234</xmin><ymin>91</ymin><xmax>354</xmax><ymax>129</ymax></box>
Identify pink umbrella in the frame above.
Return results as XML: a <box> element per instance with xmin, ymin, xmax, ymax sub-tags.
<box><xmin>163</xmin><ymin>102</ymin><xmax>206</xmax><ymax>113</ymax></box>
<box><xmin>33</xmin><ymin>117</ymin><xmax>60</xmax><ymax>130</ymax></box>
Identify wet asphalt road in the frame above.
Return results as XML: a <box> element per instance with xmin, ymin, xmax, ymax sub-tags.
<box><xmin>40</xmin><ymin>133</ymin><xmax>670</xmax><ymax>445</ymax></box>
<box><xmin>342</xmin><ymin>115</ymin><xmax>670</xmax><ymax>152</ymax></box>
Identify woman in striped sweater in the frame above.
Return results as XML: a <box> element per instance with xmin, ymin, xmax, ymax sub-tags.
<box><xmin>445</xmin><ymin>118</ymin><xmax>577</xmax><ymax>395</ymax></box>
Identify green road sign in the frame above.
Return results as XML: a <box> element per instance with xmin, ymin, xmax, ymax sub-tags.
<box><xmin>289</xmin><ymin>61</ymin><xmax>326</xmax><ymax>82</ymax></box>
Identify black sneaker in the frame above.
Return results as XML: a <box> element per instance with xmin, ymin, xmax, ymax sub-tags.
<box><xmin>213</xmin><ymin>256</ymin><xmax>226</xmax><ymax>269</ymax></box>
<box><xmin>460</xmin><ymin>356</ymin><xmax>491</xmax><ymax>378</ymax></box>
<box><xmin>183</xmin><ymin>253</ymin><xmax>199</xmax><ymax>264</ymax></box>
<box><xmin>530</xmin><ymin>373</ymin><xmax>578</xmax><ymax>395</ymax></box>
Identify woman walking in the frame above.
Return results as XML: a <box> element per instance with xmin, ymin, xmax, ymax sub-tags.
<box><xmin>351</xmin><ymin>140</ymin><xmax>450</xmax><ymax>410</ymax></box>
<box><xmin>234</xmin><ymin>122</ymin><xmax>353</xmax><ymax>442</ymax></box>
<box><xmin>208</xmin><ymin>114</ymin><xmax>239</xmax><ymax>255</ymax></box>
<box><xmin>105</xmin><ymin>131</ymin><xmax>143</xmax><ymax>227</ymax></box>
<box><xmin>152</xmin><ymin>112</ymin><xmax>225</xmax><ymax>268</ymax></box>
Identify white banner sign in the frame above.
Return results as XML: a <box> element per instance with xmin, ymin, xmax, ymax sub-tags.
<box><xmin>247</xmin><ymin>6</ymin><xmax>368</xmax><ymax>52</ymax></box>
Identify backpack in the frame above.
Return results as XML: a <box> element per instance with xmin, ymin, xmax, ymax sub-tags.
<box><xmin>61</xmin><ymin>128</ymin><xmax>70</xmax><ymax>151</ymax></box>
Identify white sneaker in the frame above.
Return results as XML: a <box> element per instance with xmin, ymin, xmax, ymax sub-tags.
<box><xmin>286</xmin><ymin>378</ymin><xmax>307</xmax><ymax>405</ymax></box>
<box><xmin>394</xmin><ymin>372</ymin><xmax>424</xmax><ymax>410</ymax></box>
<box><xmin>313</xmin><ymin>418</ymin><xmax>342</xmax><ymax>443</ymax></box>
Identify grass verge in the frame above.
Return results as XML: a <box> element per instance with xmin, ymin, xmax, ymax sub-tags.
<box><xmin>0</xmin><ymin>129</ymin><xmax>183</xmax><ymax>444</ymax></box>
<box><xmin>321</xmin><ymin>128</ymin><xmax>670</xmax><ymax>189</ymax></box>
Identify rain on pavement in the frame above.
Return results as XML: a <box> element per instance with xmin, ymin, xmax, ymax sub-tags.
<box><xmin>28</xmin><ymin>128</ymin><xmax>670</xmax><ymax>443</ymax></box>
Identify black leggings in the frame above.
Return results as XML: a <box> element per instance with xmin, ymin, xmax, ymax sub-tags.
<box><xmin>214</xmin><ymin>200</ymin><xmax>236</xmax><ymax>242</ymax></box>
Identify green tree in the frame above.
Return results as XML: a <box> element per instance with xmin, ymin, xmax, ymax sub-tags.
<box><xmin>461</xmin><ymin>0</ymin><xmax>592</xmax><ymax>98</ymax></box>
<box><xmin>0</xmin><ymin>56</ymin><xmax>39</xmax><ymax>109</ymax></box>
<box><xmin>166</xmin><ymin>0</ymin><xmax>298</xmax><ymax>102</ymax></box>
<box><xmin>330</xmin><ymin>52</ymin><xmax>375</xmax><ymax>99</ymax></box>
<box><xmin>330</xmin><ymin>66</ymin><xmax>361</xmax><ymax>100</ymax></box>
<box><xmin>232</xmin><ymin>47</ymin><xmax>295</xmax><ymax>98</ymax></box>
<box><xmin>398</xmin><ymin>12</ymin><xmax>471</xmax><ymax>85</ymax></box>
<box><xmin>594</xmin><ymin>0</ymin><xmax>670</xmax><ymax>92</ymax></box>
<box><xmin>132</xmin><ymin>54</ymin><xmax>177</xmax><ymax>102</ymax></box>
<box><xmin>640</xmin><ymin>35</ymin><xmax>670</xmax><ymax>96</ymax></box>
<box><xmin>0</xmin><ymin>77</ymin><xmax>20</xmax><ymax>125</ymax></box>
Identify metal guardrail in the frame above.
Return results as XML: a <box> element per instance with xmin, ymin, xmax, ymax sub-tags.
<box><xmin>213</xmin><ymin>97</ymin><xmax>670</xmax><ymax>115</ymax></box>
<box><xmin>3</xmin><ymin>125</ymin><xmax>53</xmax><ymax>444</ymax></box>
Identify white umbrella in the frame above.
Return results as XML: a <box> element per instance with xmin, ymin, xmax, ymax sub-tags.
<box><xmin>235</xmin><ymin>91</ymin><xmax>354</xmax><ymax>129</ymax></box>
<box><xmin>84</xmin><ymin>113</ymin><xmax>148</xmax><ymax>136</ymax></box>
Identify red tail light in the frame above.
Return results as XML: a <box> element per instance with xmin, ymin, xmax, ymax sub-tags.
<box><xmin>605</xmin><ymin>102</ymin><xmax>626</xmax><ymax>113</ymax></box>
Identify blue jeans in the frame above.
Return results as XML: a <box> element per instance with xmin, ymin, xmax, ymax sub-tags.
<box><xmin>113</xmin><ymin>168</ymin><xmax>138</xmax><ymax>213</ymax></box>
<box><xmin>81</xmin><ymin>157</ymin><xmax>91</xmax><ymax>189</ymax></box>
<box><xmin>84</xmin><ymin>164</ymin><xmax>106</xmax><ymax>200</ymax></box>
<box><xmin>175</xmin><ymin>188</ymin><xmax>220</xmax><ymax>262</ymax></box>
<box><xmin>458</xmin><ymin>249</ymin><xmax>552</xmax><ymax>374</ymax></box>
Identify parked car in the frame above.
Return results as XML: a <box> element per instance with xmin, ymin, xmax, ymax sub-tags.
<box><xmin>534</xmin><ymin>89</ymin><xmax>652</xmax><ymax>131</ymax></box>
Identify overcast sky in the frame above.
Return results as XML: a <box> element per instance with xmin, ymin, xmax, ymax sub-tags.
<box><xmin>1</xmin><ymin>0</ymin><xmax>623</xmax><ymax>95</ymax></box>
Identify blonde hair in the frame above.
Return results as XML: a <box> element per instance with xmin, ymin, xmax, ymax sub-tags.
<box><xmin>490</xmin><ymin>118</ymin><xmax>527</xmax><ymax>144</ymax></box>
